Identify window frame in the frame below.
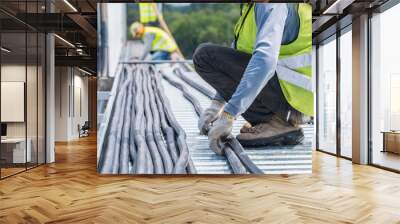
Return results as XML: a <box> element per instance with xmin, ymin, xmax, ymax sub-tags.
<box><xmin>315</xmin><ymin>25</ymin><xmax>353</xmax><ymax>161</ymax></box>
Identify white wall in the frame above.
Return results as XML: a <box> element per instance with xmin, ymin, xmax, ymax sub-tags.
<box><xmin>1</xmin><ymin>65</ymin><xmax>38</xmax><ymax>138</ymax></box>
<box><xmin>55</xmin><ymin>67</ymin><xmax>89</xmax><ymax>141</ymax></box>
<box><xmin>72</xmin><ymin>73</ymin><xmax>89</xmax><ymax>138</ymax></box>
<box><xmin>1</xmin><ymin>63</ymin><xmax>46</xmax><ymax>163</ymax></box>
<box><xmin>55</xmin><ymin>67</ymin><xmax>67</xmax><ymax>141</ymax></box>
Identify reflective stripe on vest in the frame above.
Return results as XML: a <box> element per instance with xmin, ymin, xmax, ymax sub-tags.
<box><xmin>276</xmin><ymin>53</ymin><xmax>313</xmax><ymax>91</ymax></box>
<box><xmin>233</xmin><ymin>3</ymin><xmax>314</xmax><ymax>116</ymax></box>
<box><xmin>145</xmin><ymin>27</ymin><xmax>177</xmax><ymax>52</ymax></box>
<box><xmin>278</xmin><ymin>53</ymin><xmax>311</xmax><ymax>71</ymax></box>
<box><xmin>153</xmin><ymin>38</ymin><xmax>175</xmax><ymax>51</ymax></box>
<box><xmin>139</xmin><ymin>3</ymin><xmax>157</xmax><ymax>23</ymax></box>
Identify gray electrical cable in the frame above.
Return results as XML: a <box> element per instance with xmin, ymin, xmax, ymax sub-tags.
<box><xmin>174</xmin><ymin>67</ymin><xmax>215</xmax><ymax>99</ymax></box>
<box><xmin>227</xmin><ymin>138</ymin><xmax>263</xmax><ymax>174</ymax></box>
<box><xmin>153</xmin><ymin>71</ymin><xmax>196</xmax><ymax>174</ymax></box>
<box><xmin>143</xmin><ymin>69</ymin><xmax>165</xmax><ymax>174</ymax></box>
<box><xmin>99</xmin><ymin>68</ymin><xmax>130</xmax><ymax>173</ymax></box>
<box><xmin>120</xmin><ymin>75</ymin><xmax>134</xmax><ymax>174</ymax></box>
<box><xmin>169</xmin><ymin>66</ymin><xmax>264</xmax><ymax>174</ymax></box>
<box><xmin>162</xmin><ymin>73</ymin><xmax>202</xmax><ymax>117</ymax></box>
<box><xmin>133</xmin><ymin>68</ymin><xmax>150</xmax><ymax>174</ymax></box>
<box><xmin>152</xmin><ymin>77</ymin><xmax>179</xmax><ymax>167</ymax></box>
<box><xmin>112</xmin><ymin>75</ymin><xmax>130</xmax><ymax>174</ymax></box>
<box><xmin>99</xmin><ymin>64</ymin><xmax>246</xmax><ymax>174</ymax></box>
<box><xmin>147</xmin><ymin>69</ymin><xmax>174</xmax><ymax>174</ymax></box>
<box><xmin>143</xmin><ymin>114</ymin><xmax>154</xmax><ymax>174</ymax></box>
<box><xmin>224</xmin><ymin>145</ymin><xmax>247</xmax><ymax>174</ymax></box>
<box><xmin>128</xmin><ymin>67</ymin><xmax>137</xmax><ymax>173</ymax></box>
<box><xmin>161</xmin><ymin>71</ymin><xmax>247</xmax><ymax>174</ymax></box>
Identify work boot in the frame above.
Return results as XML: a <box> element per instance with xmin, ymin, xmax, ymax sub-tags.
<box><xmin>240</xmin><ymin>109</ymin><xmax>305</xmax><ymax>133</ymax></box>
<box><xmin>286</xmin><ymin>109</ymin><xmax>305</xmax><ymax>127</ymax></box>
<box><xmin>236</xmin><ymin>115</ymin><xmax>304</xmax><ymax>147</ymax></box>
<box><xmin>240</xmin><ymin>122</ymin><xmax>252</xmax><ymax>133</ymax></box>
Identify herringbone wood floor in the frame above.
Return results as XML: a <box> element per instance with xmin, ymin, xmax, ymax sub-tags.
<box><xmin>1</xmin><ymin>135</ymin><xmax>400</xmax><ymax>224</ymax></box>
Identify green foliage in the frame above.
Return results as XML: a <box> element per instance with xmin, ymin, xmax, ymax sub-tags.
<box><xmin>126</xmin><ymin>3</ymin><xmax>241</xmax><ymax>58</ymax></box>
<box><xmin>164</xmin><ymin>4</ymin><xmax>240</xmax><ymax>58</ymax></box>
<box><xmin>127</xmin><ymin>4</ymin><xmax>139</xmax><ymax>39</ymax></box>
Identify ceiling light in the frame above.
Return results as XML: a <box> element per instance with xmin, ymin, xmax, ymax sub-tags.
<box><xmin>1</xmin><ymin>47</ymin><xmax>11</xmax><ymax>53</ymax></box>
<box><xmin>54</xmin><ymin>34</ymin><xmax>75</xmax><ymax>48</ymax></box>
<box><xmin>63</xmin><ymin>0</ymin><xmax>78</xmax><ymax>12</ymax></box>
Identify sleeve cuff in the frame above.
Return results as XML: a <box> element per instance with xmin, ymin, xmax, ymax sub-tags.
<box><xmin>212</xmin><ymin>93</ymin><xmax>225</xmax><ymax>102</ymax></box>
<box><xmin>224</xmin><ymin>102</ymin><xmax>240</xmax><ymax>118</ymax></box>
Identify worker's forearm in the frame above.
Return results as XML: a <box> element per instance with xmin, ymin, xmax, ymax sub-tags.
<box><xmin>224</xmin><ymin>52</ymin><xmax>277</xmax><ymax>116</ymax></box>
<box><xmin>141</xmin><ymin>43</ymin><xmax>152</xmax><ymax>60</ymax></box>
<box><xmin>225</xmin><ymin>4</ymin><xmax>288</xmax><ymax>117</ymax></box>
<box><xmin>141</xmin><ymin>33</ymin><xmax>155</xmax><ymax>60</ymax></box>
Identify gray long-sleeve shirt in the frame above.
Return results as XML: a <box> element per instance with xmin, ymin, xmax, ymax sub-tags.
<box><xmin>141</xmin><ymin>33</ymin><xmax>155</xmax><ymax>60</ymax></box>
<box><xmin>223</xmin><ymin>3</ymin><xmax>300</xmax><ymax>117</ymax></box>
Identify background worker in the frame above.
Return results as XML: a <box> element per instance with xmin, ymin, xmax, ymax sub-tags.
<box><xmin>130</xmin><ymin>22</ymin><xmax>180</xmax><ymax>61</ymax></box>
<box><xmin>193</xmin><ymin>3</ymin><xmax>313</xmax><ymax>152</ymax></box>
<box><xmin>138</xmin><ymin>3</ymin><xmax>159</xmax><ymax>26</ymax></box>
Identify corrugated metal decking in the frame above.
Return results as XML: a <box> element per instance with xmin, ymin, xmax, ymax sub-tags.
<box><xmin>98</xmin><ymin>41</ymin><xmax>313</xmax><ymax>174</ymax></box>
<box><xmin>159</xmin><ymin>64</ymin><xmax>313</xmax><ymax>174</ymax></box>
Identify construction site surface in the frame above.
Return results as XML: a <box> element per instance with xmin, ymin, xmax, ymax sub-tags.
<box><xmin>97</xmin><ymin>41</ymin><xmax>313</xmax><ymax>175</ymax></box>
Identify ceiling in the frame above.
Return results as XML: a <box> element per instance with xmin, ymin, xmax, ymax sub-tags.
<box><xmin>312</xmin><ymin>0</ymin><xmax>392</xmax><ymax>43</ymax></box>
<box><xmin>0</xmin><ymin>0</ymin><xmax>97</xmax><ymax>72</ymax></box>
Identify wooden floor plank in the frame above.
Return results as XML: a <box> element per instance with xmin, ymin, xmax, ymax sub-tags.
<box><xmin>1</xmin><ymin>134</ymin><xmax>400</xmax><ymax>223</ymax></box>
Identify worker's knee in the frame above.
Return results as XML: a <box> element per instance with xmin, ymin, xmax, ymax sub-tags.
<box><xmin>193</xmin><ymin>43</ymin><xmax>214</xmax><ymax>66</ymax></box>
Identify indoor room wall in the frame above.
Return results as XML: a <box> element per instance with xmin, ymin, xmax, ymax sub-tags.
<box><xmin>1</xmin><ymin>65</ymin><xmax>26</xmax><ymax>138</ymax></box>
<box><xmin>72</xmin><ymin>72</ymin><xmax>89</xmax><ymax>137</ymax></box>
<box><xmin>1</xmin><ymin>64</ymin><xmax>45</xmax><ymax>160</ymax></box>
<box><xmin>1</xmin><ymin>30</ymin><xmax>46</xmax><ymax>178</ymax></box>
<box><xmin>55</xmin><ymin>67</ymin><xmax>89</xmax><ymax>141</ymax></box>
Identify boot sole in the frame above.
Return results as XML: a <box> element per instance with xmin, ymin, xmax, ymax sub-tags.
<box><xmin>237</xmin><ymin>129</ymin><xmax>304</xmax><ymax>147</ymax></box>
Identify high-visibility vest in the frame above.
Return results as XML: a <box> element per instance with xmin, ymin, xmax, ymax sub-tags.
<box><xmin>234</xmin><ymin>3</ymin><xmax>313</xmax><ymax>116</ymax></box>
<box><xmin>139</xmin><ymin>3</ymin><xmax>157</xmax><ymax>24</ymax></box>
<box><xmin>144</xmin><ymin>26</ymin><xmax>177</xmax><ymax>52</ymax></box>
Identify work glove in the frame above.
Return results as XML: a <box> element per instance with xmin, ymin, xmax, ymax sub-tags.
<box><xmin>208</xmin><ymin>111</ymin><xmax>234</xmax><ymax>155</ymax></box>
<box><xmin>198</xmin><ymin>100</ymin><xmax>225</xmax><ymax>135</ymax></box>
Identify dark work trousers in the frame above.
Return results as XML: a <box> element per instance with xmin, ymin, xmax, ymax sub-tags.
<box><xmin>193</xmin><ymin>43</ymin><xmax>295</xmax><ymax>126</ymax></box>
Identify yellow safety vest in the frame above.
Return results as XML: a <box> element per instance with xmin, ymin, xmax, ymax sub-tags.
<box><xmin>139</xmin><ymin>3</ymin><xmax>157</xmax><ymax>24</ymax></box>
<box><xmin>145</xmin><ymin>27</ymin><xmax>177</xmax><ymax>53</ymax></box>
<box><xmin>234</xmin><ymin>3</ymin><xmax>314</xmax><ymax>116</ymax></box>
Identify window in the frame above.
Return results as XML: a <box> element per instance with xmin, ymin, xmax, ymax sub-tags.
<box><xmin>0</xmin><ymin>1</ymin><xmax>47</xmax><ymax>179</ymax></box>
<box><xmin>317</xmin><ymin>36</ymin><xmax>337</xmax><ymax>154</ymax></box>
<box><xmin>340</xmin><ymin>28</ymin><xmax>352</xmax><ymax>158</ymax></box>
<box><xmin>370</xmin><ymin>3</ymin><xmax>400</xmax><ymax>171</ymax></box>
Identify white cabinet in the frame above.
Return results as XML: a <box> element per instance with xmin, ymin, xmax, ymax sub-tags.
<box><xmin>1</xmin><ymin>138</ymin><xmax>32</xmax><ymax>163</ymax></box>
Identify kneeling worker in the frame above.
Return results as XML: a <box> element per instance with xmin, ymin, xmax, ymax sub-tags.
<box><xmin>130</xmin><ymin>22</ymin><xmax>179</xmax><ymax>61</ymax></box>
<box><xmin>193</xmin><ymin>3</ymin><xmax>313</xmax><ymax>152</ymax></box>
